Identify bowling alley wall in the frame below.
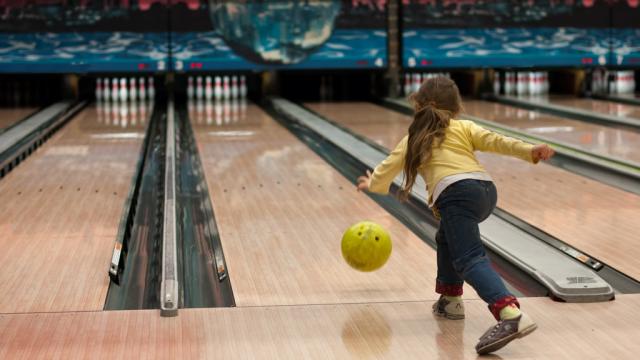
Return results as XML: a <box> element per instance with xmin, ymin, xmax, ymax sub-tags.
<box><xmin>0</xmin><ymin>0</ymin><xmax>638</xmax><ymax>74</ymax></box>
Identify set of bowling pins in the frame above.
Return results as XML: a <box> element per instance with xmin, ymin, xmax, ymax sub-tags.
<box><xmin>189</xmin><ymin>98</ymin><xmax>247</xmax><ymax>126</ymax></box>
<box><xmin>495</xmin><ymin>71</ymin><xmax>549</xmax><ymax>96</ymax></box>
<box><xmin>95</xmin><ymin>77</ymin><xmax>155</xmax><ymax>102</ymax></box>
<box><xmin>403</xmin><ymin>72</ymin><xmax>451</xmax><ymax>95</ymax></box>
<box><xmin>187</xmin><ymin>75</ymin><xmax>247</xmax><ymax>101</ymax></box>
<box><xmin>592</xmin><ymin>70</ymin><xmax>636</xmax><ymax>94</ymax></box>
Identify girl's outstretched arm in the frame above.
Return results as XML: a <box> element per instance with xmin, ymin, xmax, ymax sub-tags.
<box><xmin>467</xmin><ymin>121</ymin><xmax>554</xmax><ymax>163</ymax></box>
<box><xmin>356</xmin><ymin>136</ymin><xmax>408</xmax><ymax>194</ymax></box>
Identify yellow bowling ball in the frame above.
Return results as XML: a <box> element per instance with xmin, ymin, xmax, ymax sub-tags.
<box><xmin>341</xmin><ymin>221</ymin><xmax>392</xmax><ymax>272</ymax></box>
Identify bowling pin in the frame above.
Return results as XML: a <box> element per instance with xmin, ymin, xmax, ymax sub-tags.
<box><xmin>112</xmin><ymin>78</ymin><xmax>119</xmax><ymax>102</ymax></box>
<box><xmin>516</xmin><ymin>72</ymin><xmax>528</xmax><ymax>96</ymax></box>
<box><xmin>205</xmin><ymin>76</ymin><xmax>213</xmax><ymax>100</ymax></box>
<box><xmin>223</xmin><ymin>99</ymin><xmax>231</xmax><ymax>123</ymax></box>
<box><xmin>214</xmin><ymin>76</ymin><xmax>223</xmax><ymax>100</ymax></box>
<box><xmin>196</xmin><ymin>76</ymin><xmax>203</xmax><ymax>99</ymax></box>
<box><xmin>504</xmin><ymin>72</ymin><xmax>514</xmax><ymax>95</ymax></box>
<box><xmin>187</xmin><ymin>76</ymin><xmax>194</xmax><ymax>99</ymax></box>
<box><xmin>413</xmin><ymin>73</ymin><xmax>422</xmax><ymax>93</ymax></box>
<box><xmin>403</xmin><ymin>73</ymin><xmax>411</xmax><ymax>96</ymax></box>
<box><xmin>196</xmin><ymin>99</ymin><xmax>204</xmax><ymax>124</ymax></box>
<box><xmin>205</xmin><ymin>100</ymin><xmax>213</xmax><ymax>125</ymax></box>
<box><xmin>240</xmin><ymin>75</ymin><xmax>247</xmax><ymax>98</ymax></box>
<box><xmin>96</xmin><ymin>78</ymin><xmax>103</xmax><ymax>100</ymax></box>
<box><xmin>231</xmin><ymin>75</ymin><xmax>239</xmax><ymax>99</ymax></box>
<box><xmin>112</xmin><ymin>101</ymin><xmax>120</xmax><ymax>126</ymax></box>
<box><xmin>528</xmin><ymin>72</ymin><xmax>536</xmax><ymax>95</ymax></box>
<box><xmin>493</xmin><ymin>71</ymin><xmax>501</xmax><ymax>95</ymax></box>
<box><xmin>139</xmin><ymin>77</ymin><xmax>146</xmax><ymax>100</ymax></box>
<box><xmin>215</xmin><ymin>101</ymin><xmax>223</xmax><ymax>126</ymax></box>
<box><xmin>148</xmin><ymin>77</ymin><xmax>155</xmax><ymax>99</ymax></box>
<box><xmin>223</xmin><ymin>76</ymin><xmax>230</xmax><ymax>100</ymax></box>
<box><xmin>120</xmin><ymin>102</ymin><xmax>129</xmax><ymax>128</ymax></box>
<box><xmin>129</xmin><ymin>78</ymin><xmax>137</xmax><ymax>101</ymax></box>
<box><xmin>119</xmin><ymin>78</ymin><xmax>128</xmax><ymax>102</ymax></box>
<box><xmin>130</xmin><ymin>100</ymin><xmax>138</xmax><ymax>126</ymax></box>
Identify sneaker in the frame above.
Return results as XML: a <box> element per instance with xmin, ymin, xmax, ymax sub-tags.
<box><xmin>432</xmin><ymin>295</ymin><xmax>465</xmax><ymax>320</ymax></box>
<box><xmin>475</xmin><ymin>313</ymin><xmax>537</xmax><ymax>355</ymax></box>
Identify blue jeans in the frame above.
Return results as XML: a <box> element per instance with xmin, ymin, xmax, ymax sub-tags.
<box><xmin>434</xmin><ymin>179</ymin><xmax>514</xmax><ymax>308</ymax></box>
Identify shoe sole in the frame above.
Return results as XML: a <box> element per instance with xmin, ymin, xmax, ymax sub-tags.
<box><xmin>433</xmin><ymin>310</ymin><xmax>465</xmax><ymax>320</ymax></box>
<box><xmin>476</xmin><ymin>323</ymin><xmax>538</xmax><ymax>355</ymax></box>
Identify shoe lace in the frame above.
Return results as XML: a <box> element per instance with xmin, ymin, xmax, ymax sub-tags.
<box><xmin>490</xmin><ymin>321</ymin><xmax>503</xmax><ymax>336</ymax></box>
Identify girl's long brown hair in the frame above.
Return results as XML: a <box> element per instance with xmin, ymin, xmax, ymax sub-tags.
<box><xmin>399</xmin><ymin>76</ymin><xmax>463</xmax><ymax>200</ymax></box>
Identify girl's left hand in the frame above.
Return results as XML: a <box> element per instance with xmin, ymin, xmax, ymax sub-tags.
<box><xmin>357</xmin><ymin>170</ymin><xmax>372</xmax><ymax>192</ymax></box>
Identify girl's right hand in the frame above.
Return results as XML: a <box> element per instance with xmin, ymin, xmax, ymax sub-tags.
<box><xmin>532</xmin><ymin>144</ymin><xmax>555</xmax><ymax>162</ymax></box>
<box><xmin>357</xmin><ymin>170</ymin><xmax>372</xmax><ymax>192</ymax></box>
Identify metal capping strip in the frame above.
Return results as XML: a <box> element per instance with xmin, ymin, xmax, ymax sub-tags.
<box><xmin>161</xmin><ymin>99</ymin><xmax>179</xmax><ymax>317</ymax></box>
<box><xmin>271</xmin><ymin>97</ymin><xmax>614</xmax><ymax>303</ymax></box>
<box><xmin>493</xmin><ymin>95</ymin><xmax>640</xmax><ymax>131</ymax></box>
<box><xmin>383</xmin><ymin>97</ymin><xmax>640</xmax><ymax>195</ymax></box>
<box><xmin>0</xmin><ymin>101</ymin><xmax>77</xmax><ymax>172</ymax></box>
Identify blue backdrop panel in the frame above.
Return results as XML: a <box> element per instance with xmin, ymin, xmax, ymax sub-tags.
<box><xmin>401</xmin><ymin>0</ymin><xmax>630</xmax><ymax>69</ymax></box>
<box><xmin>0</xmin><ymin>32</ymin><xmax>168</xmax><ymax>73</ymax></box>
<box><xmin>0</xmin><ymin>2</ymin><xmax>169</xmax><ymax>73</ymax></box>
<box><xmin>611</xmin><ymin>29</ymin><xmax>640</xmax><ymax>66</ymax></box>
<box><xmin>403</xmin><ymin>28</ymin><xmax>609</xmax><ymax>69</ymax></box>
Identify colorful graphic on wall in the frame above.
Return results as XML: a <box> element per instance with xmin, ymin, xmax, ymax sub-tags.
<box><xmin>172</xmin><ymin>1</ymin><xmax>388</xmax><ymax>71</ymax></box>
<box><xmin>402</xmin><ymin>0</ymin><xmax>640</xmax><ymax>69</ymax></box>
<box><xmin>0</xmin><ymin>0</ymin><xmax>388</xmax><ymax>73</ymax></box>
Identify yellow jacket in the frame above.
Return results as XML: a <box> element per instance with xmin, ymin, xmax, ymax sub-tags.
<box><xmin>369</xmin><ymin>119</ymin><xmax>537</xmax><ymax>203</ymax></box>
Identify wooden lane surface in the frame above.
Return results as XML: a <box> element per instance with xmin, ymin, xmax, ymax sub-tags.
<box><xmin>305</xmin><ymin>102</ymin><xmax>640</xmax><ymax>281</ymax></box>
<box><xmin>546</xmin><ymin>95</ymin><xmax>640</xmax><ymax>121</ymax></box>
<box><xmin>190</xmin><ymin>101</ymin><xmax>481</xmax><ymax>307</ymax></box>
<box><xmin>2</xmin><ymin>295</ymin><xmax>640</xmax><ymax>359</ymax></box>
<box><xmin>463</xmin><ymin>99</ymin><xmax>640</xmax><ymax>164</ymax></box>
<box><xmin>0</xmin><ymin>103</ymin><xmax>148</xmax><ymax>313</ymax></box>
<box><xmin>0</xmin><ymin>107</ymin><xmax>38</xmax><ymax>131</ymax></box>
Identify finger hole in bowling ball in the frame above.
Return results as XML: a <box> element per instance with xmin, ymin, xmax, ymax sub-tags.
<box><xmin>375</xmin><ymin>237</ymin><xmax>379</xmax><ymax>241</ymax></box>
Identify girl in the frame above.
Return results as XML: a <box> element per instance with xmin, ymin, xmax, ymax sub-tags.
<box><xmin>357</xmin><ymin>76</ymin><xmax>554</xmax><ymax>355</ymax></box>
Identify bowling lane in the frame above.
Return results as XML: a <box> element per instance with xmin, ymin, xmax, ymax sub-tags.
<box><xmin>0</xmin><ymin>101</ymin><xmax>149</xmax><ymax>313</ymax></box>
<box><xmin>462</xmin><ymin>99</ymin><xmax>640</xmax><ymax>165</ymax></box>
<box><xmin>3</xmin><ymin>295</ymin><xmax>640</xmax><ymax>358</ymax></box>
<box><xmin>0</xmin><ymin>107</ymin><xmax>38</xmax><ymax>132</ymax></box>
<box><xmin>190</xmin><ymin>100</ymin><xmax>481</xmax><ymax>307</ymax></box>
<box><xmin>305</xmin><ymin>102</ymin><xmax>640</xmax><ymax>281</ymax></box>
<box><xmin>544</xmin><ymin>95</ymin><xmax>640</xmax><ymax>121</ymax></box>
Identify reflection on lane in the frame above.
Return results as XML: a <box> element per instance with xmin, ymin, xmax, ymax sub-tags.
<box><xmin>543</xmin><ymin>95</ymin><xmax>640</xmax><ymax>120</ymax></box>
<box><xmin>463</xmin><ymin>99</ymin><xmax>640</xmax><ymax>165</ymax></box>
